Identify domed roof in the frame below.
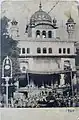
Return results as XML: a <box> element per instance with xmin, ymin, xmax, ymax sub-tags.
<box><xmin>30</xmin><ymin>3</ymin><xmax>52</xmax><ymax>23</ymax></box>
<box><xmin>11</xmin><ymin>18</ymin><xmax>18</xmax><ymax>25</ymax></box>
<box><xmin>67</xmin><ymin>16</ymin><xmax>74</xmax><ymax>23</ymax></box>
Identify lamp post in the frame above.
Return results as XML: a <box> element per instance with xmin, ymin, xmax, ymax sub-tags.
<box><xmin>27</xmin><ymin>69</ymin><xmax>30</xmax><ymax>87</ymax></box>
<box><xmin>2</xmin><ymin>56</ymin><xmax>12</xmax><ymax>107</ymax></box>
<box><xmin>25</xmin><ymin>61</ymin><xmax>30</xmax><ymax>98</ymax></box>
<box><xmin>26</xmin><ymin>61</ymin><xmax>30</xmax><ymax>87</ymax></box>
<box><xmin>70</xmin><ymin>68</ymin><xmax>76</xmax><ymax>107</ymax></box>
<box><xmin>70</xmin><ymin>68</ymin><xmax>73</xmax><ymax>97</ymax></box>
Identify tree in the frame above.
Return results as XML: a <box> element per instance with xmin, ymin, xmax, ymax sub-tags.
<box><xmin>1</xmin><ymin>16</ymin><xmax>20</xmax><ymax>77</ymax></box>
<box><xmin>0</xmin><ymin>16</ymin><xmax>21</xmax><ymax>97</ymax></box>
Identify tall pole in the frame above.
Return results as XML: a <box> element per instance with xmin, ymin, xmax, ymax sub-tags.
<box><xmin>26</xmin><ymin>61</ymin><xmax>29</xmax><ymax>86</ymax></box>
<box><xmin>71</xmin><ymin>69</ymin><xmax>74</xmax><ymax>107</ymax></box>
<box><xmin>2</xmin><ymin>56</ymin><xmax>12</xmax><ymax>107</ymax></box>
<box><xmin>26</xmin><ymin>62</ymin><xmax>30</xmax><ymax>98</ymax></box>
<box><xmin>5</xmin><ymin>77</ymin><xmax>9</xmax><ymax>107</ymax></box>
<box><xmin>27</xmin><ymin>69</ymin><xmax>30</xmax><ymax>86</ymax></box>
<box><xmin>71</xmin><ymin>70</ymin><xmax>73</xmax><ymax>97</ymax></box>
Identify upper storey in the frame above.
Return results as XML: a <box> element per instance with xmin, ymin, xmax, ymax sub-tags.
<box><xmin>10</xmin><ymin>2</ymin><xmax>77</xmax><ymax>41</ymax></box>
<box><xmin>25</xmin><ymin>2</ymin><xmax>58</xmax><ymax>39</ymax></box>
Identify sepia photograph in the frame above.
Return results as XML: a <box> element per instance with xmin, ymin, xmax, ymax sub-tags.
<box><xmin>0</xmin><ymin>0</ymin><xmax>79</xmax><ymax>111</ymax></box>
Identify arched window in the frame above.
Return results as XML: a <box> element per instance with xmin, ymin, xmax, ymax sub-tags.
<box><xmin>68</xmin><ymin>24</ymin><xmax>71</xmax><ymax>30</ymax></box>
<box><xmin>68</xmin><ymin>25</ymin><xmax>71</xmax><ymax>27</ymax></box>
<box><xmin>22</xmin><ymin>66</ymin><xmax>26</xmax><ymax>71</ymax></box>
<box><xmin>42</xmin><ymin>31</ymin><xmax>46</xmax><ymax>38</ymax></box>
<box><xmin>37</xmin><ymin>48</ymin><xmax>41</xmax><ymax>53</ymax></box>
<box><xmin>63</xmin><ymin>48</ymin><xmax>66</xmax><ymax>54</ymax></box>
<box><xmin>27</xmin><ymin>48</ymin><xmax>30</xmax><ymax>54</ymax></box>
<box><xmin>22</xmin><ymin>48</ymin><xmax>25</xmax><ymax>54</ymax></box>
<box><xmin>59</xmin><ymin>48</ymin><xmax>62</xmax><ymax>54</ymax></box>
<box><xmin>43</xmin><ymin>47</ymin><xmax>47</xmax><ymax>53</ymax></box>
<box><xmin>48</xmin><ymin>31</ymin><xmax>52</xmax><ymax>38</ymax></box>
<box><xmin>71</xmin><ymin>24</ymin><xmax>73</xmax><ymax>27</ymax></box>
<box><xmin>48</xmin><ymin>48</ymin><xmax>52</xmax><ymax>53</ymax></box>
<box><xmin>67</xmin><ymin>48</ymin><xmax>70</xmax><ymax>54</ymax></box>
<box><xmin>36</xmin><ymin>30</ymin><xmax>40</xmax><ymax>38</ymax></box>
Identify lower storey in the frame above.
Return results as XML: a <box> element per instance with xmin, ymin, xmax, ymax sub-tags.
<box><xmin>19</xmin><ymin>72</ymin><xmax>76</xmax><ymax>87</ymax></box>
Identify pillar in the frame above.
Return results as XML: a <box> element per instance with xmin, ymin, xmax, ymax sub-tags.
<box><xmin>60</xmin><ymin>74</ymin><xmax>64</xmax><ymax>86</ymax></box>
<box><xmin>21</xmin><ymin>48</ymin><xmax>22</xmax><ymax>55</ymax></box>
<box><xmin>73</xmin><ymin>74</ymin><xmax>77</xmax><ymax>85</ymax></box>
<box><xmin>46</xmin><ymin>31</ymin><xmax>48</xmax><ymax>38</ymax></box>
<box><xmin>40</xmin><ymin>31</ymin><xmax>42</xmax><ymax>38</ymax></box>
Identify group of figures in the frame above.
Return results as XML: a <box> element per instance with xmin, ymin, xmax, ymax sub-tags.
<box><xmin>0</xmin><ymin>85</ymin><xmax>79</xmax><ymax>108</ymax></box>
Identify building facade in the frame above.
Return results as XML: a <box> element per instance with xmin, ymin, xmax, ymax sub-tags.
<box><xmin>10</xmin><ymin>3</ymin><xmax>77</xmax><ymax>88</ymax></box>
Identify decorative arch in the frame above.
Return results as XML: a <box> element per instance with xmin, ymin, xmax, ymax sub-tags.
<box><xmin>42</xmin><ymin>31</ymin><xmax>46</xmax><ymax>38</ymax></box>
<box><xmin>48</xmin><ymin>31</ymin><xmax>52</xmax><ymax>38</ymax></box>
<box><xmin>37</xmin><ymin>47</ymin><xmax>41</xmax><ymax>53</ymax></box>
<box><xmin>48</xmin><ymin>48</ymin><xmax>52</xmax><ymax>53</ymax></box>
<box><xmin>67</xmin><ymin>48</ymin><xmax>70</xmax><ymax>54</ymax></box>
<box><xmin>36</xmin><ymin>30</ymin><xmax>40</xmax><ymax>38</ymax></box>
<box><xmin>22</xmin><ymin>48</ymin><xmax>25</xmax><ymax>54</ymax></box>
<box><xmin>43</xmin><ymin>47</ymin><xmax>47</xmax><ymax>53</ymax></box>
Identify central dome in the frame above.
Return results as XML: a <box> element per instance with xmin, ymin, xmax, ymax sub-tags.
<box><xmin>30</xmin><ymin>3</ymin><xmax>52</xmax><ymax>24</ymax></box>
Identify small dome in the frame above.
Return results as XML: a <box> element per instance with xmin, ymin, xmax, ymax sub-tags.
<box><xmin>67</xmin><ymin>16</ymin><xmax>74</xmax><ymax>23</ymax></box>
<box><xmin>11</xmin><ymin>18</ymin><xmax>18</xmax><ymax>25</ymax></box>
<box><xmin>30</xmin><ymin>3</ymin><xmax>52</xmax><ymax>24</ymax></box>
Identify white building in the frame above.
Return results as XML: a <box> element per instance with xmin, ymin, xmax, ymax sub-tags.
<box><xmin>10</xmin><ymin>3</ymin><xmax>77</xmax><ymax>88</ymax></box>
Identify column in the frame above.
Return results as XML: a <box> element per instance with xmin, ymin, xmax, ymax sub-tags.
<box><xmin>46</xmin><ymin>31</ymin><xmax>48</xmax><ymax>38</ymax></box>
<box><xmin>60</xmin><ymin>74</ymin><xmax>64</xmax><ymax>86</ymax></box>
<box><xmin>5</xmin><ymin>77</ymin><xmax>9</xmax><ymax>107</ymax></box>
<box><xmin>73</xmin><ymin>74</ymin><xmax>77</xmax><ymax>85</ymax></box>
<box><xmin>21</xmin><ymin>48</ymin><xmax>22</xmax><ymax>55</ymax></box>
<box><xmin>40</xmin><ymin>31</ymin><xmax>42</xmax><ymax>38</ymax></box>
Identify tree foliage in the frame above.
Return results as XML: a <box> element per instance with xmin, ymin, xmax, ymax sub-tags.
<box><xmin>1</xmin><ymin>16</ymin><xmax>20</xmax><ymax>77</ymax></box>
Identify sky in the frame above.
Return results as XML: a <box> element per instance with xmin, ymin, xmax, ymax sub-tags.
<box><xmin>0</xmin><ymin>0</ymin><xmax>79</xmax><ymax>37</ymax></box>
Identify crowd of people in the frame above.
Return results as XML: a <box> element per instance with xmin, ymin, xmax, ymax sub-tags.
<box><xmin>0</xmin><ymin>86</ymin><xmax>79</xmax><ymax>108</ymax></box>
<box><xmin>1</xmin><ymin>89</ymin><xmax>79</xmax><ymax>108</ymax></box>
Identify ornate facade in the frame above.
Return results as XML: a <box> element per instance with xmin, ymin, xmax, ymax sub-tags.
<box><xmin>10</xmin><ymin>3</ymin><xmax>77</xmax><ymax>88</ymax></box>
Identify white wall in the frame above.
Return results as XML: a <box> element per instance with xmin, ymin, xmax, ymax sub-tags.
<box><xmin>18</xmin><ymin>40</ymin><xmax>75</xmax><ymax>56</ymax></box>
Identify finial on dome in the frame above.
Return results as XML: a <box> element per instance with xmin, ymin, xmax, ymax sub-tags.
<box><xmin>67</xmin><ymin>15</ymin><xmax>74</xmax><ymax>23</ymax></box>
<box><xmin>53</xmin><ymin>17</ymin><xmax>57</xmax><ymax>26</ymax></box>
<box><xmin>11</xmin><ymin>18</ymin><xmax>18</xmax><ymax>25</ymax></box>
<box><xmin>39</xmin><ymin>1</ymin><xmax>42</xmax><ymax>9</ymax></box>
